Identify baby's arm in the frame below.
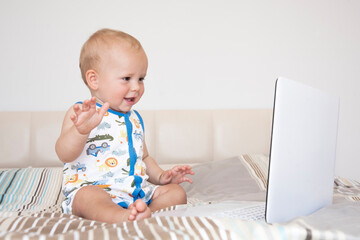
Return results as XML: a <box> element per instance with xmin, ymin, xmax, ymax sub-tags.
<box><xmin>55</xmin><ymin>97</ymin><xmax>109</xmax><ymax>163</ymax></box>
<box><xmin>143</xmin><ymin>142</ymin><xmax>194</xmax><ymax>185</ymax></box>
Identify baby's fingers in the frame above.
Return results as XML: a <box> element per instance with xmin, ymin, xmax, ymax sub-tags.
<box><xmin>72</xmin><ymin>103</ymin><xmax>82</xmax><ymax>116</ymax></box>
<box><xmin>82</xmin><ymin>99</ymin><xmax>91</xmax><ymax>112</ymax></box>
<box><xmin>70</xmin><ymin>114</ymin><xmax>78</xmax><ymax>124</ymax></box>
<box><xmin>174</xmin><ymin>166</ymin><xmax>194</xmax><ymax>175</ymax></box>
<box><xmin>71</xmin><ymin>104</ymin><xmax>83</xmax><ymax>124</ymax></box>
<box><xmin>89</xmin><ymin>97</ymin><xmax>98</xmax><ymax>110</ymax></box>
<box><xmin>98</xmin><ymin>102</ymin><xmax>110</xmax><ymax>117</ymax></box>
<box><xmin>180</xmin><ymin>176</ymin><xmax>193</xmax><ymax>184</ymax></box>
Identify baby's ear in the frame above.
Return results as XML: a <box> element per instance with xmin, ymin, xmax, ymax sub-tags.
<box><xmin>86</xmin><ymin>70</ymin><xmax>99</xmax><ymax>90</ymax></box>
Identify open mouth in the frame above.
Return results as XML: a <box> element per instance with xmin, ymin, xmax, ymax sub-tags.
<box><xmin>124</xmin><ymin>97</ymin><xmax>136</xmax><ymax>103</ymax></box>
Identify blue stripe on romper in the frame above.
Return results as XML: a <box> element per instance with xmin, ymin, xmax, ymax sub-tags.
<box><xmin>124</xmin><ymin>113</ymin><xmax>137</xmax><ymax>176</ymax></box>
<box><xmin>124</xmin><ymin>113</ymin><xmax>146</xmax><ymax>202</ymax></box>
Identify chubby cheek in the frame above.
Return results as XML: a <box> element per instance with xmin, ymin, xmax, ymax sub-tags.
<box><xmin>112</xmin><ymin>87</ymin><xmax>129</xmax><ymax>99</ymax></box>
<box><xmin>136</xmin><ymin>87</ymin><xmax>145</xmax><ymax>102</ymax></box>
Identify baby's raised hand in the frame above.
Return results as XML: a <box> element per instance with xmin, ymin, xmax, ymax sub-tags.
<box><xmin>71</xmin><ymin>97</ymin><xmax>109</xmax><ymax>135</ymax></box>
<box><xmin>159</xmin><ymin>165</ymin><xmax>194</xmax><ymax>185</ymax></box>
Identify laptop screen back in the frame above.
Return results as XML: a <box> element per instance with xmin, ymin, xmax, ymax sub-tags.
<box><xmin>265</xmin><ymin>77</ymin><xmax>339</xmax><ymax>223</ymax></box>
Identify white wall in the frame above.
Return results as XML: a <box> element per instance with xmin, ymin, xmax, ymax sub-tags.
<box><xmin>1</xmin><ymin>0</ymin><xmax>359</xmax><ymax>180</ymax></box>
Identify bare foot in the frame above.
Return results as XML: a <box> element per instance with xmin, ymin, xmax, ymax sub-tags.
<box><xmin>127</xmin><ymin>199</ymin><xmax>152</xmax><ymax>221</ymax></box>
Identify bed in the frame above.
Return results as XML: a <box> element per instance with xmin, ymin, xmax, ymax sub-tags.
<box><xmin>1</xmin><ymin>110</ymin><xmax>360</xmax><ymax>239</ymax></box>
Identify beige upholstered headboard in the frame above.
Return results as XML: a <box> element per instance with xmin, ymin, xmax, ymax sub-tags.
<box><xmin>0</xmin><ymin>109</ymin><xmax>272</xmax><ymax>169</ymax></box>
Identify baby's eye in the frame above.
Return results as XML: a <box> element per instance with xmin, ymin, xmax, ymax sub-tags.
<box><xmin>139</xmin><ymin>77</ymin><xmax>145</xmax><ymax>81</ymax></box>
<box><xmin>122</xmin><ymin>77</ymin><xmax>131</xmax><ymax>81</ymax></box>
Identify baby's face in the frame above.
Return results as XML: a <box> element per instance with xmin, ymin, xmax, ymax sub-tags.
<box><xmin>94</xmin><ymin>43</ymin><xmax>148</xmax><ymax>113</ymax></box>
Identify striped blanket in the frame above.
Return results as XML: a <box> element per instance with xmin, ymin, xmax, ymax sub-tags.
<box><xmin>0</xmin><ymin>168</ymin><xmax>63</xmax><ymax>214</ymax></box>
<box><xmin>1</xmin><ymin>154</ymin><xmax>360</xmax><ymax>240</ymax></box>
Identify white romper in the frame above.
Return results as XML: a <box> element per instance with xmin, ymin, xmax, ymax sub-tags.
<box><xmin>62</xmin><ymin>103</ymin><xmax>157</xmax><ymax>214</ymax></box>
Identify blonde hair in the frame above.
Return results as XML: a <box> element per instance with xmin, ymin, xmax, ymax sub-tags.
<box><xmin>79</xmin><ymin>28</ymin><xmax>143</xmax><ymax>84</ymax></box>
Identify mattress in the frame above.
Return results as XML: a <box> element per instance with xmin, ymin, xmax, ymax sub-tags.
<box><xmin>1</xmin><ymin>154</ymin><xmax>360</xmax><ymax>239</ymax></box>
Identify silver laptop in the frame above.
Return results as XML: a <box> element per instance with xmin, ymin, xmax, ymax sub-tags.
<box><xmin>154</xmin><ymin>77</ymin><xmax>340</xmax><ymax>223</ymax></box>
<box><xmin>265</xmin><ymin>77</ymin><xmax>339</xmax><ymax>223</ymax></box>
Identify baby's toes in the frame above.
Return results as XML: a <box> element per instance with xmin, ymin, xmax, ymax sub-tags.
<box><xmin>127</xmin><ymin>207</ymin><xmax>138</xmax><ymax>221</ymax></box>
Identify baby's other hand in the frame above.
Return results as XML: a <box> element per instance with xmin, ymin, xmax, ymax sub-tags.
<box><xmin>71</xmin><ymin>97</ymin><xmax>109</xmax><ymax>135</ymax></box>
<box><xmin>159</xmin><ymin>165</ymin><xmax>194</xmax><ymax>185</ymax></box>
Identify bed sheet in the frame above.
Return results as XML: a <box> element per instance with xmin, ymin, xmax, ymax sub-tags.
<box><xmin>1</xmin><ymin>154</ymin><xmax>360</xmax><ymax>239</ymax></box>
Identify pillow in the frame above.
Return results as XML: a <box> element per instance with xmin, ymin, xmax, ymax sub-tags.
<box><xmin>181</xmin><ymin>154</ymin><xmax>360</xmax><ymax>204</ymax></box>
<box><xmin>181</xmin><ymin>154</ymin><xmax>269</xmax><ymax>202</ymax></box>
<box><xmin>0</xmin><ymin>167</ymin><xmax>63</xmax><ymax>214</ymax></box>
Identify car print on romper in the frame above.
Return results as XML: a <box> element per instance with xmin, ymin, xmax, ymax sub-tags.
<box><xmin>71</xmin><ymin>162</ymin><xmax>87</xmax><ymax>172</ymax></box>
<box><xmin>86</xmin><ymin>134</ymin><xmax>114</xmax><ymax>157</ymax></box>
<box><xmin>86</xmin><ymin>142</ymin><xmax>111</xmax><ymax>157</ymax></box>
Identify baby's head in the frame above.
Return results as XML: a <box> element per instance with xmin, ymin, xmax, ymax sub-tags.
<box><xmin>79</xmin><ymin>28</ymin><xmax>148</xmax><ymax>113</ymax></box>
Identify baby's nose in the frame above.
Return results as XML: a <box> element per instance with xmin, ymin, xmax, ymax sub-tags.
<box><xmin>130</xmin><ymin>80</ymin><xmax>140</xmax><ymax>91</ymax></box>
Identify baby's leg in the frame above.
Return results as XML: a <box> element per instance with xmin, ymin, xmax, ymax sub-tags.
<box><xmin>149</xmin><ymin>184</ymin><xmax>187</xmax><ymax>212</ymax></box>
<box><xmin>72</xmin><ymin>186</ymin><xmax>151</xmax><ymax>223</ymax></box>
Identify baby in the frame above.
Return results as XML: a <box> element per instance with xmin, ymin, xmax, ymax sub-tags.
<box><xmin>55</xmin><ymin>28</ymin><xmax>194</xmax><ymax>223</ymax></box>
